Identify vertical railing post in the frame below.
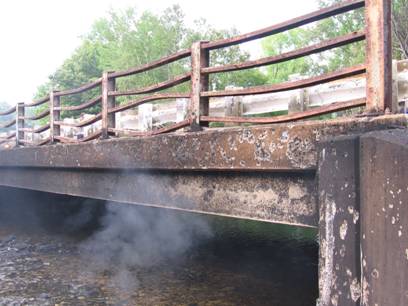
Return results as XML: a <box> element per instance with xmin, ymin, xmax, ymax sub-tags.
<box><xmin>16</xmin><ymin>102</ymin><xmax>25</xmax><ymax>146</ymax></box>
<box><xmin>101</xmin><ymin>72</ymin><xmax>116</xmax><ymax>139</ymax></box>
<box><xmin>50</xmin><ymin>91</ymin><xmax>60</xmax><ymax>143</ymax></box>
<box><xmin>190</xmin><ymin>41</ymin><xmax>209</xmax><ymax>130</ymax></box>
<box><xmin>365</xmin><ymin>0</ymin><xmax>393</xmax><ymax>113</ymax></box>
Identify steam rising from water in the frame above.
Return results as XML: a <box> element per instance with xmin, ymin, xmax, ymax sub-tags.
<box><xmin>78</xmin><ymin>202</ymin><xmax>212</xmax><ymax>290</ymax></box>
<box><xmin>0</xmin><ymin>187</ymin><xmax>213</xmax><ymax>292</ymax></box>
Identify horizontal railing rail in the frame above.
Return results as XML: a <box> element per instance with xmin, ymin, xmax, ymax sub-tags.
<box><xmin>0</xmin><ymin>119</ymin><xmax>16</xmax><ymax>129</ymax></box>
<box><xmin>25</xmin><ymin>96</ymin><xmax>50</xmax><ymax>107</ymax></box>
<box><xmin>202</xmin><ymin>0</ymin><xmax>365</xmax><ymax>50</ymax></box>
<box><xmin>54</xmin><ymin>79</ymin><xmax>102</xmax><ymax>97</ymax></box>
<box><xmin>109</xmin><ymin>73</ymin><xmax>191</xmax><ymax>97</ymax></box>
<box><xmin>54</xmin><ymin>113</ymin><xmax>102</xmax><ymax>128</ymax></box>
<box><xmin>201</xmin><ymin>31</ymin><xmax>366</xmax><ymax>74</ymax></box>
<box><xmin>54</xmin><ymin>95</ymin><xmax>102</xmax><ymax>111</ymax></box>
<box><xmin>23</xmin><ymin>109</ymin><xmax>50</xmax><ymax>121</ymax></box>
<box><xmin>109</xmin><ymin>49</ymin><xmax>191</xmax><ymax>78</ymax></box>
<box><xmin>0</xmin><ymin>106</ymin><xmax>16</xmax><ymax>116</ymax></box>
<box><xmin>1</xmin><ymin>0</ymin><xmax>394</xmax><ymax>149</ymax></box>
<box><xmin>109</xmin><ymin>93</ymin><xmax>191</xmax><ymax>114</ymax></box>
<box><xmin>203</xmin><ymin>65</ymin><xmax>366</xmax><ymax>98</ymax></box>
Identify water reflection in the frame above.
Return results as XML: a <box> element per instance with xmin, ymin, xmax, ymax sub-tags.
<box><xmin>0</xmin><ymin>187</ymin><xmax>318</xmax><ymax>305</ymax></box>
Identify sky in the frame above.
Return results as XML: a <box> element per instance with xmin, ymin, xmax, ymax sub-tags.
<box><xmin>0</xmin><ymin>0</ymin><xmax>317</xmax><ymax>105</ymax></box>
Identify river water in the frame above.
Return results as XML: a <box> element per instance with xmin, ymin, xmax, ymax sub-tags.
<box><xmin>0</xmin><ymin>187</ymin><xmax>318</xmax><ymax>305</ymax></box>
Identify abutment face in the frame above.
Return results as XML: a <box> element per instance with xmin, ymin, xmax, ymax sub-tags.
<box><xmin>317</xmin><ymin>129</ymin><xmax>408</xmax><ymax>306</ymax></box>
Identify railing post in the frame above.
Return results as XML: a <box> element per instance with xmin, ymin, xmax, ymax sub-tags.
<box><xmin>16</xmin><ymin>102</ymin><xmax>25</xmax><ymax>146</ymax></box>
<box><xmin>224</xmin><ymin>86</ymin><xmax>243</xmax><ymax>127</ymax></box>
<box><xmin>365</xmin><ymin>0</ymin><xmax>393</xmax><ymax>113</ymax></box>
<box><xmin>50</xmin><ymin>91</ymin><xmax>60</xmax><ymax>143</ymax></box>
<box><xmin>190</xmin><ymin>41</ymin><xmax>209</xmax><ymax>130</ymax></box>
<box><xmin>101</xmin><ymin>72</ymin><xmax>116</xmax><ymax>139</ymax></box>
<box><xmin>138</xmin><ymin>103</ymin><xmax>153</xmax><ymax>131</ymax></box>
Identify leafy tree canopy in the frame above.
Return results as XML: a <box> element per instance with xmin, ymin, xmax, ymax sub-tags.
<box><xmin>261</xmin><ymin>0</ymin><xmax>406</xmax><ymax>83</ymax></box>
<box><xmin>34</xmin><ymin>5</ymin><xmax>267</xmax><ymax>115</ymax></box>
<box><xmin>0</xmin><ymin>101</ymin><xmax>14</xmax><ymax>132</ymax></box>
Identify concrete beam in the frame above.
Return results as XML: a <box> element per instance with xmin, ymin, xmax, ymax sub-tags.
<box><xmin>0</xmin><ymin>115</ymin><xmax>405</xmax><ymax>172</ymax></box>
<box><xmin>0</xmin><ymin>168</ymin><xmax>317</xmax><ymax>227</ymax></box>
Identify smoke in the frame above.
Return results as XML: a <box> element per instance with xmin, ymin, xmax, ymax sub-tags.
<box><xmin>0</xmin><ymin>186</ymin><xmax>213</xmax><ymax>294</ymax></box>
<box><xmin>78</xmin><ymin>202</ymin><xmax>212</xmax><ymax>292</ymax></box>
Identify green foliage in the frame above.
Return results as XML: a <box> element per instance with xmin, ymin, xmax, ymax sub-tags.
<box><xmin>392</xmin><ymin>0</ymin><xmax>408</xmax><ymax>59</ymax></box>
<box><xmin>0</xmin><ymin>101</ymin><xmax>14</xmax><ymax>132</ymax></box>
<box><xmin>261</xmin><ymin>0</ymin><xmax>405</xmax><ymax>83</ymax></box>
<box><xmin>34</xmin><ymin>5</ymin><xmax>267</xmax><ymax>118</ymax></box>
<box><xmin>261</xmin><ymin>28</ymin><xmax>317</xmax><ymax>83</ymax></box>
<box><xmin>314</xmin><ymin>0</ymin><xmax>366</xmax><ymax>71</ymax></box>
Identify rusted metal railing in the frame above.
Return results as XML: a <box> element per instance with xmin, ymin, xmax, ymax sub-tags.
<box><xmin>0</xmin><ymin>0</ymin><xmax>394</xmax><ymax>147</ymax></box>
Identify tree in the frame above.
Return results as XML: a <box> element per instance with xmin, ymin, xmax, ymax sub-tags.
<box><xmin>261</xmin><ymin>0</ymin><xmax>406</xmax><ymax>84</ymax></box>
<box><xmin>392</xmin><ymin>0</ymin><xmax>408</xmax><ymax>59</ymax></box>
<box><xmin>261</xmin><ymin>28</ymin><xmax>318</xmax><ymax>83</ymax></box>
<box><xmin>0</xmin><ymin>101</ymin><xmax>14</xmax><ymax>133</ymax></box>
<box><xmin>34</xmin><ymin>5</ymin><xmax>267</xmax><ymax>118</ymax></box>
<box><xmin>316</xmin><ymin>0</ymin><xmax>408</xmax><ymax>62</ymax></box>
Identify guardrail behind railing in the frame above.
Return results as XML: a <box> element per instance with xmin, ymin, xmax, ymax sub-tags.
<box><xmin>0</xmin><ymin>0</ymin><xmax>395</xmax><ymax>147</ymax></box>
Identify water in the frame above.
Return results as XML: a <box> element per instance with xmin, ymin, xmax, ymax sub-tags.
<box><xmin>0</xmin><ymin>187</ymin><xmax>318</xmax><ymax>305</ymax></box>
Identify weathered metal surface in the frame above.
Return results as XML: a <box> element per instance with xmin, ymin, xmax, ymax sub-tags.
<box><xmin>4</xmin><ymin>1</ymin><xmax>374</xmax><ymax>143</ymax></box>
<box><xmin>19</xmin><ymin>137</ymin><xmax>51</xmax><ymax>147</ymax></box>
<box><xmin>19</xmin><ymin>124</ymin><xmax>50</xmax><ymax>134</ymax></box>
<box><xmin>55</xmin><ymin>131</ymin><xmax>102</xmax><ymax>144</ymax></box>
<box><xmin>109</xmin><ymin>93</ymin><xmax>190</xmax><ymax>114</ymax></box>
<box><xmin>203</xmin><ymin>0</ymin><xmax>365</xmax><ymax>50</ymax></box>
<box><xmin>110</xmin><ymin>73</ymin><xmax>191</xmax><ymax>97</ymax></box>
<box><xmin>54</xmin><ymin>78</ymin><xmax>102</xmax><ymax>97</ymax></box>
<box><xmin>202</xmin><ymin>31</ymin><xmax>365</xmax><ymax>74</ymax></box>
<box><xmin>0</xmin><ymin>168</ymin><xmax>317</xmax><ymax>227</ymax></box>
<box><xmin>109</xmin><ymin>49</ymin><xmax>191</xmax><ymax>78</ymax></box>
<box><xmin>0</xmin><ymin>105</ymin><xmax>16</xmax><ymax>116</ymax></box>
<box><xmin>317</xmin><ymin>136</ymin><xmax>361</xmax><ymax>306</ymax></box>
<box><xmin>55</xmin><ymin>95</ymin><xmax>101</xmax><ymax>112</ymax></box>
<box><xmin>0</xmin><ymin>115</ymin><xmax>406</xmax><ymax>171</ymax></box>
<box><xmin>16</xmin><ymin>103</ymin><xmax>25</xmax><ymax>146</ymax></box>
<box><xmin>190</xmin><ymin>41</ymin><xmax>209</xmax><ymax>127</ymax></box>
<box><xmin>25</xmin><ymin>96</ymin><xmax>49</xmax><ymax>108</ymax></box>
<box><xmin>101</xmin><ymin>72</ymin><xmax>116</xmax><ymax>139</ymax></box>
<box><xmin>0</xmin><ymin>118</ymin><xmax>16</xmax><ymax>129</ymax></box>
<box><xmin>22</xmin><ymin>109</ymin><xmax>50</xmax><ymax>121</ymax></box>
<box><xmin>202</xmin><ymin>65</ymin><xmax>366</xmax><ymax>97</ymax></box>
<box><xmin>0</xmin><ymin>132</ymin><xmax>16</xmax><ymax>141</ymax></box>
<box><xmin>54</xmin><ymin>113</ymin><xmax>101</xmax><ymax>128</ymax></box>
<box><xmin>49</xmin><ymin>91</ymin><xmax>60</xmax><ymax>143</ymax></box>
<box><xmin>201</xmin><ymin>99</ymin><xmax>366</xmax><ymax>124</ymax></box>
<box><xmin>109</xmin><ymin>119</ymin><xmax>191</xmax><ymax>137</ymax></box>
<box><xmin>360</xmin><ymin>130</ymin><xmax>408</xmax><ymax>305</ymax></box>
<box><xmin>365</xmin><ymin>0</ymin><xmax>392</xmax><ymax>113</ymax></box>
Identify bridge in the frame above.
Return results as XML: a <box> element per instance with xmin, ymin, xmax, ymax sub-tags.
<box><xmin>0</xmin><ymin>0</ymin><xmax>407</xmax><ymax>305</ymax></box>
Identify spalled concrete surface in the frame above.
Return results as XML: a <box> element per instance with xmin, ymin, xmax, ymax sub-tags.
<box><xmin>0</xmin><ymin>115</ymin><xmax>406</xmax><ymax>227</ymax></box>
<box><xmin>0</xmin><ymin>169</ymin><xmax>317</xmax><ymax>227</ymax></box>
<box><xmin>0</xmin><ymin>115</ymin><xmax>406</xmax><ymax>171</ymax></box>
<box><xmin>317</xmin><ymin>129</ymin><xmax>408</xmax><ymax>306</ymax></box>
<box><xmin>360</xmin><ymin>129</ymin><xmax>408</xmax><ymax>305</ymax></box>
<box><xmin>317</xmin><ymin>136</ymin><xmax>361</xmax><ymax>306</ymax></box>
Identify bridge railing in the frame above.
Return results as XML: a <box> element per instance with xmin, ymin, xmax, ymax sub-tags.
<box><xmin>0</xmin><ymin>0</ymin><xmax>393</xmax><ymax>147</ymax></box>
<box><xmin>0</xmin><ymin>105</ymin><xmax>17</xmax><ymax>146</ymax></box>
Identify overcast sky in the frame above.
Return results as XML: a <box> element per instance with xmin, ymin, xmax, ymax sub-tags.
<box><xmin>0</xmin><ymin>0</ymin><xmax>317</xmax><ymax>104</ymax></box>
